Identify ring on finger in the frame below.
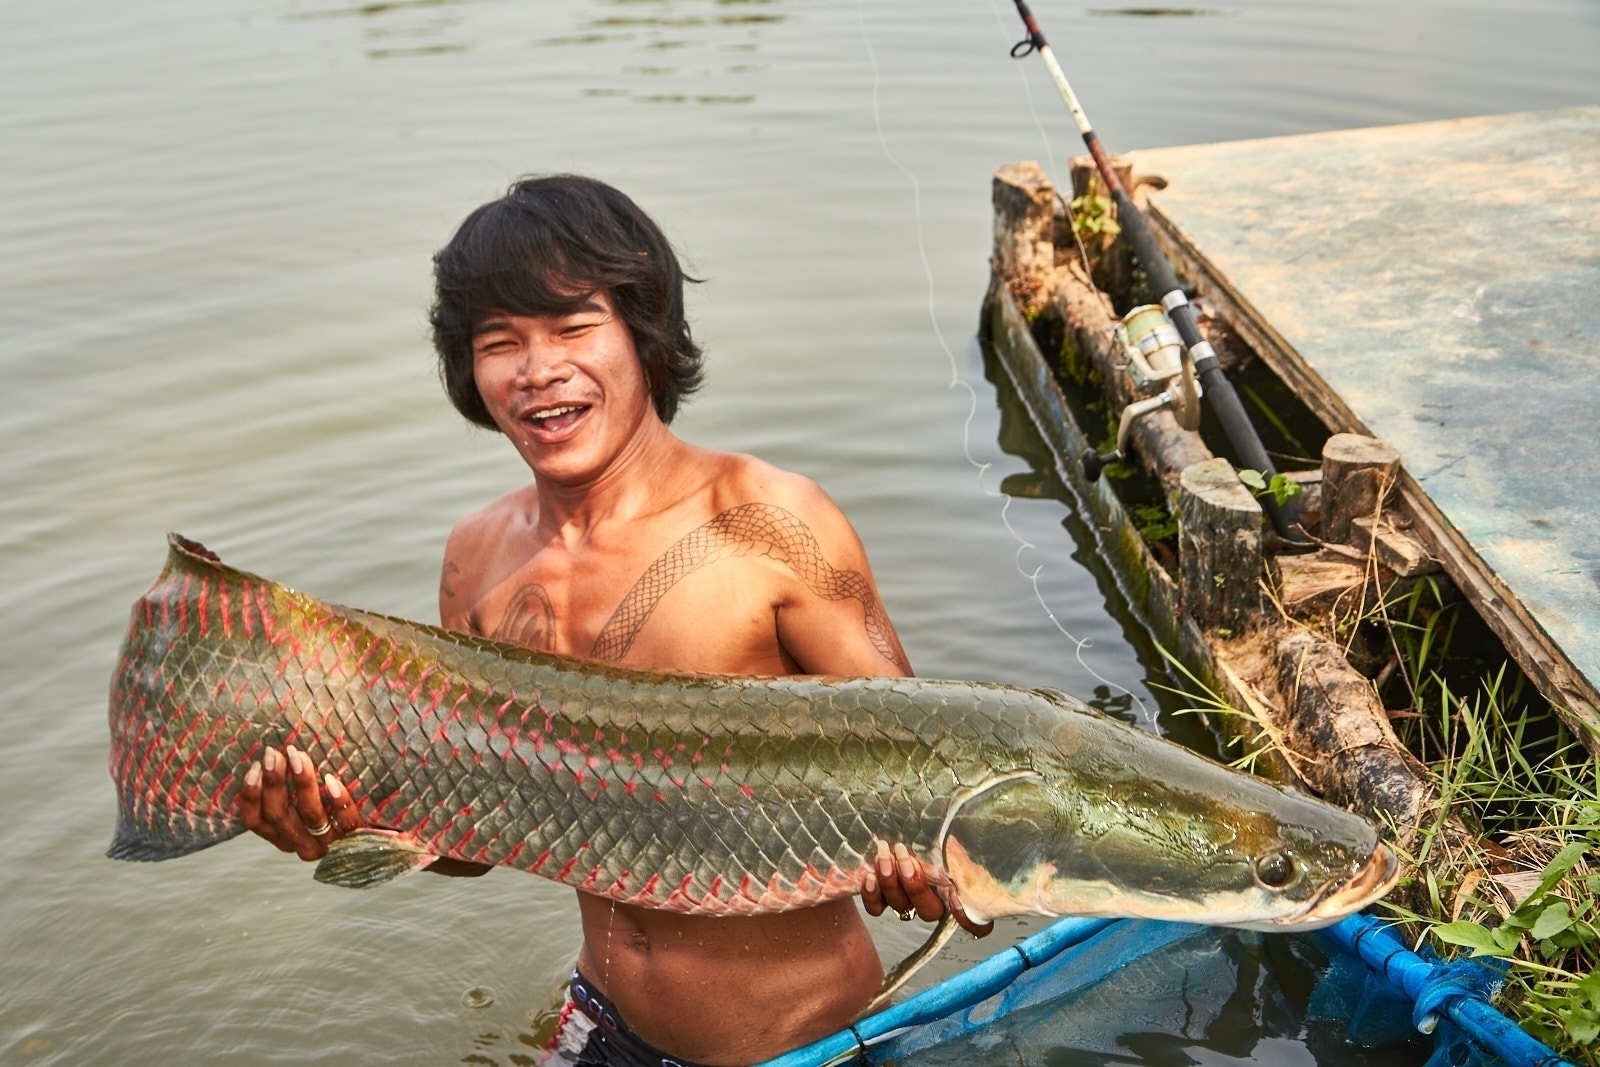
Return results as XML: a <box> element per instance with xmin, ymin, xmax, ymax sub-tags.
<box><xmin>307</xmin><ymin>820</ymin><xmax>333</xmax><ymax>837</ymax></box>
<box><xmin>897</xmin><ymin>909</ymin><xmax>915</xmax><ymax>922</ymax></box>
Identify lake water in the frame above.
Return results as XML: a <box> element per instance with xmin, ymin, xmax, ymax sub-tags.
<box><xmin>1</xmin><ymin>0</ymin><xmax>1594</xmax><ymax>1063</ymax></box>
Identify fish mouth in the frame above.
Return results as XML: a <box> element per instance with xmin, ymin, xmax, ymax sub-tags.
<box><xmin>1281</xmin><ymin>842</ymin><xmax>1400</xmax><ymax>926</ymax></box>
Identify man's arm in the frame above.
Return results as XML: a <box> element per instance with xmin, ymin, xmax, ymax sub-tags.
<box><xmin>761</xmin><ymin>476</ymin><xmax>915</xmax><ymax>675</ymax></box>
<box><xmin>752</xmin><ymin>475</ymin><xmax>989</xmax><ymax>935</ymax></box>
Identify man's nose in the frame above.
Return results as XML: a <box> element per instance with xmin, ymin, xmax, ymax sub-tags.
<box><xmin>513</xmin><ymin>345</ymin><xmax>573</xmax><ymax>388</ymax></box>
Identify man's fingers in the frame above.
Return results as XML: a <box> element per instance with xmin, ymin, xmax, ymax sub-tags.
<box><xmin>874</xmin><ymin>839</ymin><xmax>914</xmax><ymax>915</ymax></box>
<box><xmin>864</xmin><ymin>840</ymin><xmax>988</xmax><ymax>932</ymax></box>
<box><xmin>237</xmin><ymin>746</ymin><xmax>362</xmax><ymax>863</ymax></box>
<box><xmin>236</xmin><ymin>759</ymin><xmax>295</xmax><ymax>852</ymax></box>
<box><xmin>286</xmin><ymin>746</ymin><xmax>334</xmax><ymax>858</ymax></box>
<box><xmin>258</xmin><ymin>746</ymin><xmax>290</xmax><ymax>822</ymax></box>
<box><xmin>861</xmin><ymin>868</ymin><xmax>887</xmax><ymax>916</ymax></box>
<box><xmin>893</xmin><ymin>843</ymin><xmax>945</xmax><ymax>923</ymax></box>
<box><xmin>253</xmin><ymin>749</ymin><xmax>306</xmax><ymax>854</ymax></box>
<box><xmin>324</xmin><ymin>774</ymin><xmax>364</xmax><ymax>834</ymax></box>
<box><xmin>258</xmin><ymin>747</ymin><xmax>320</xmax><ymax>859</ymax></box>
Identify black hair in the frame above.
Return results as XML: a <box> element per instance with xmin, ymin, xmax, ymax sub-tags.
<box><xmin>430</xmin><ymin>174</ymin><xmax>704</xmax><ymax>427</ymax></box>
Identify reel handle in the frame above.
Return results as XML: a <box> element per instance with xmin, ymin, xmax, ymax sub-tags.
<box><xmin>1082</xmin><ymin>449</ymin><xmax>1119</xmax><ymax>483</ymax></box>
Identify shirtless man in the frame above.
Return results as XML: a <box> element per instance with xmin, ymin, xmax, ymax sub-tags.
<box><xmin>237</xmin><ymin>174</ymin><xmax>987</xmax><ymax>1065</ymax></box>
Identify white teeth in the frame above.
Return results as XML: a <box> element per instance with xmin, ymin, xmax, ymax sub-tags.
<box><xmin>531</xmin><ymin>405</ymin><xmax>579</xmax><ymax>421</ymax></box>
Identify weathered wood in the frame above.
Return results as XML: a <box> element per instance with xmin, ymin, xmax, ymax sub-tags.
<box><xmin>1178</xmin><ymin>458</ymin><xmax>1263</xmax><ymax>633</ymax></box>
<box><xmin>1273</xmin><ymin>548</ymin><xmax>1376</xmax><ymax>624</ymax></box>
<box><xmin>987</xmin><ymin>160</ymin><xmax>1451</xmax><ymax>813</ymax></box>
<box><xmin>1350</xmin><ymin>515</ymin><xmax>1439</xmax><ymax>577</ymax></box>
<box><xmin>1068</xmin><ymin>154</ymin><xmax>1135</xmax><ymax>202</ymax></box>
<box><xmin>1322</xmin><ymin>433</ymin><xmax>1401</xmax><ymax>544</ymax></box>
<box><xmin>988</xmin><ymin>278</ymin><xmax>1301</xmax><ymax>788</ymax></box>
<box><xmin>1273</xmin><ymin>631</ymin><xmax>1434</xmax><ymax>842</ymax></box>
<box><xmin>1132</xmin><ymin>112</ymin><xmax>1600</xmax><ymax>748</ymax></box>
<box><xmin>1145</xmin><ymin>194</ymin><xmax>1600</xmax><ymax>750</ymax></box>
<box><xmin>1065</xmin><ymin>155</ymin><xmax>1135</xmax><ymax>295</ymax></box>
<box><xmin>992</xmin><ymin>161</ymin><xmax>1057</xmax><ymax>316</ymax></box>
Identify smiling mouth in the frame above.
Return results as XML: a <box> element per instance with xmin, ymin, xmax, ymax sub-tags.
<box><xmin>523</xmin><ymin>403</ymin><xmax>590</xmax><ymax>435</ymax></box>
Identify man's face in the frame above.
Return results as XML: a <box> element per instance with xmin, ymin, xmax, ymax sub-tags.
<box><xmin>471</xmin><ymin>292</ymin><xmax>658</xmax><ymax>487</ymax></box>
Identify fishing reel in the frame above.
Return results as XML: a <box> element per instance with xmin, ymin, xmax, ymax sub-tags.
<box><xmin>1082</xmin><ymin>304</ymin><xmax>1203</xmax><ymax>482</ymax></box>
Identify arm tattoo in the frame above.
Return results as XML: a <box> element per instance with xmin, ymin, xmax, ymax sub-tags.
<box><xmin>590</xmin><ymin>503</ymin><xmax>903</xmax><ymax>668</ymax></box>
<box><xmin>439</xmin><ymin>561</ymin><xmax>460</xmax><ymax>601</ymax></box>
<box><xmin>491</xmin><ymin>584</ymin><xmax>556</xmax><ymax>650</ymax></box>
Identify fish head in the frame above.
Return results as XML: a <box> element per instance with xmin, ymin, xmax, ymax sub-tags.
<box><xmin>941</xmin><ymin>725</ymin><xmax>1398</xmax><ymax>931</ymax></box>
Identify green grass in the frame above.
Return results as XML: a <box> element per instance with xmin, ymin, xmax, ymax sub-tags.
<box><xmin>1336</xmin><ymin>571</ymin><xmax>1598</xmax><ymax>1059</ymax></box>
<box><xmin>1157</xmin><ymin>598</ymin><xmax>1599</xmax><ymax>1061</ymax></box>
<box><xmin>1379</xmin><ymin>674</ymin><xmax>1600</xmax><ymax>1062</ymax></box>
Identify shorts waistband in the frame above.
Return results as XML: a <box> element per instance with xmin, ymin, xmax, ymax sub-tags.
<box><xmin>568</xmin><ymin>972</ymin><xmax>722</xmax><ymax>1067</ymax></box>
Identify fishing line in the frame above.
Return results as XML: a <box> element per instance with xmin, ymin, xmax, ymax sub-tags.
<box><xmin>985</xmin><ymin>0</ymin><xmax>1056</xmax><ymax>178</ymax></box>
<box><xmin>984</xmin><ymin>0</ymin><xmax>1110</xmax><ymax>306</ymax></box>
<box><xmin>856</xmin><ymin>0</ymin><xmax>1148</xmax><ymax>719</ymax></box>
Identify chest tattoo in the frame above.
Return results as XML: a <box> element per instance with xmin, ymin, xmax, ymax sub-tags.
<box><xmin>489</xmin><ymin>583</ymin><xmax>556</xmax><ymax>650</ymax></box>
<box><xmin>589</xmin><ymin>503</ymin><xmax>899</xmax><ymax>666</ymax></box>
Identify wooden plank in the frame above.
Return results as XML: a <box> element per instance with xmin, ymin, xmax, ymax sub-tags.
<box><xmin>1131</xmin><ymin>109</ymin><xmax>1600</xmax><ymax>744</ymax></box>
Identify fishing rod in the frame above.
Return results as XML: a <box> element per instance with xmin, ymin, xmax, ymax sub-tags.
<box><xmin>1005</xmin><ymin>0</ymin><xmax>1309</xmax><ymax>544</ymax></box>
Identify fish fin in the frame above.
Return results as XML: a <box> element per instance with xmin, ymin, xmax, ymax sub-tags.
<box><xmin>1032</xmin><ymin>686</ymin><xmax>1084</xmax><ymax>710</ymax></box>
<box><xmin>857</xmin><ymin>913</ymin><xmax>959</xmax><ymax>1018</ymax></box>
<box><xmin>106</xmin><ymin>816</ymin><xmax>239</xmax><ymax>862</ymax></box>
<box><xmin>313</xmin><ymin>829</ymin><xmax>440</xmax><ymax>889</ymax></box>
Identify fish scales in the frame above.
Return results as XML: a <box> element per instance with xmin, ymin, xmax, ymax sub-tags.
<box><xmin>110</xmin><ymin>537</ymin><xmax>992</xmax><ymax>912</ymax></box>
<box><xmin>109</xmin><ymin>535</ymin><xmax>1397</xmax><ymax>929</ymax></box>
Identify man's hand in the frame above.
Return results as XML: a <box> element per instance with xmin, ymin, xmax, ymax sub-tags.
<box><xmin>236</xmin><ymin>745</ymin><xmax>492</xmax><ymax>876</ymax></box>
<box><xmin>861</xmin><ymin>839</ymin><xmax>993</xmax><ymax>938</ymax></box>
<box><xmin>237</xmin><ymin>745</ymin><xmax>363</xmax><ymax>861</ymax></box>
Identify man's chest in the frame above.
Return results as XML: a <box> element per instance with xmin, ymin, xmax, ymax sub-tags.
<box><xmin>465</xmin><ymin>527</ymin><xmax>798</xmax><ymax>674</ymax></box>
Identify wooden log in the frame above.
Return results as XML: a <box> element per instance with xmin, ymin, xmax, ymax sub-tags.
<box><xmin>1066</xmin><ymin>155</ymin><xmax>1135</xmax><ymax>296</ymax></box>
<box><xmin>1068</xmin><ymin>153</ymin><xmax>1135</xmax><ymax>202</ymax></box>
<box><xmin>1178</xmin><ymin>458</ymin><xmax>1263</xmax><ymax>634</ymax></box>
<box><xmin>1350</xmin><ymin>515</ymin><xmax>1440</xmax><ymax>577</ymax></box>
<box><xmin>1273</xmin><ymin>630</ymin><xmax>1434</xmax><ymax>842</ymax></box>
<box><xmin>1321</xmin><ymin>433</ymin><xmax>1401</xmax><ymax>544</ymax></box>
<box><xmin>1273</xmin><ymin>548</ymin><xmax>1376</xmax><ymax>624</ymax></box>
<box><xmin>991</xmin><ymin>161</ymin><xmax>1056</xmax><ymax>316</ymax></box>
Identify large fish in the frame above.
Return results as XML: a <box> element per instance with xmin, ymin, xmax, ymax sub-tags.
<box><xmin>108</xmin><ymin>535</ymin><xmax>1397</xmax><ymax>931</ymax></box>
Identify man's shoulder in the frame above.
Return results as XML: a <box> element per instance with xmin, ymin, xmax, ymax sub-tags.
<box><xmin>699</xmin><ymin>450</ymin><xmax>840</xmax><ymax>520</ymax></box>
<box><xmin>445</xmin><ymin>484</ymin><xmax>537</xmax><ymax>555</ymax></box>
<box><xmin>686</xmin><ymin>449</ymin><xmax>867</xmax><ymax>562</ymax></box>
<box><xmin>439</xmin><ymin>484</ymin><xmax>539</xmax><ymax>631</ymax></box>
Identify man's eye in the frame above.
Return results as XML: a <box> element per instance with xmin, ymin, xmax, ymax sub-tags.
<box><xmin>561</xmin><ymin>322</ymin><xmax>600</xmax><ymax>337</ymax></box>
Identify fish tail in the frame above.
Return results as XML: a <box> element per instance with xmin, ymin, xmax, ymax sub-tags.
<box><xmin>106</xmin><ymin>813</ymin><xmax>241</xmax><ymax>862</ymax></box>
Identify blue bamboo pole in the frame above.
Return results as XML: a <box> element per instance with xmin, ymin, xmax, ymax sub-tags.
<box><xmin>756</xmin><ymin>917</ymin><xmax>1117</xmax><ymax>1067</ymax></box>
<box><xmin>1321</xmin><ymin>913</ymin><xmax>1576</xmax><ymax>1067</ymax></box>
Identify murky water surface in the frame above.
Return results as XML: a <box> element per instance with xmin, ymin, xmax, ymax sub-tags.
<box><xmin>1</xmin><ymin>0</ymin><xmax>1593</xmax><ymax>1063</ymax></box>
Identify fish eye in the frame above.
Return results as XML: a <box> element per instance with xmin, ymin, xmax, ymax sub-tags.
<box><xmin>1255</xmin><ymin>851</ymin><xmax>1297</xmax><ymax>889</ymax></box>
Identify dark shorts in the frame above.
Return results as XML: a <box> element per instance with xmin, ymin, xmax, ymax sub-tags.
<box><xmin>544</xmin><ymin>971</ymin><xmax>721</xmax><ymax>1067</ymax></box>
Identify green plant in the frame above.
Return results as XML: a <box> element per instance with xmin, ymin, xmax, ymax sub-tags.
<box><xmin>1379</xmin><ymin>676</ymin><xmax>1600</xmax><ymax>1064</ymax></box>
<box><xmin>1070</xmin><ymin>177</ymin><xmax>1120</xmax><ymax>244</ymax></box>
<box><xmin>1236</xmin><ymin>468</ymin><xmax>1303</xmax><ymax>507</ymax></box>
<box><xmin>1151</xmin><ymin>644</ymin><xmax>1283</xmax><ymax>775</ymax></box>
<box><xmin>1131</xmin><ymin>502</ymin><xmax>1178</xmax><ymax>544</ymax></box>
